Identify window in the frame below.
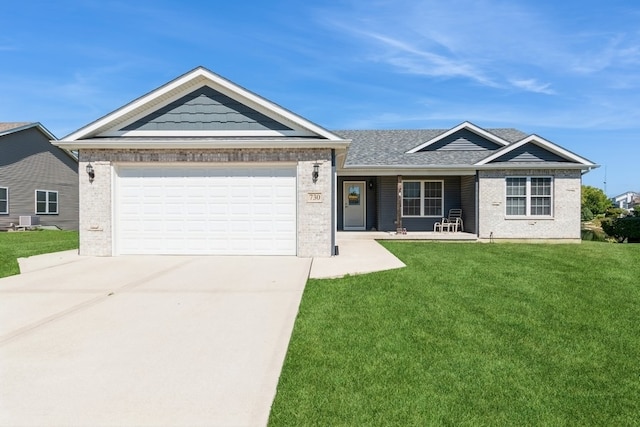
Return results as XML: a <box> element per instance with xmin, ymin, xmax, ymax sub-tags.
<box><xmin>506</xmin><ymin>177</ymin><xmax>552</xmax><ymax>217</ymax></box>
<box><xmin>0</xmin><ymin>187</ymin><xmax>7</xmax><ymax>214</ymax></box>
<box><xmin>402</xmin><ymin>180</ymin><xmax>443</xmax><ymax>217</ymax></box>
<box><xmin>35</xmin><ymin>190</ymin><xmax>58</xmax><ymax>214</ymax></box>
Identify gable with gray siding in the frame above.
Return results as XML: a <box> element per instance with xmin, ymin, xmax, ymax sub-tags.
<box><xmin>0</xmin><ymin>125</ymin><xmax>78</xmax><ymax>230</ymax></box>
<box><xmin>489</xmin><ymin>143</ymin><xmax>571</xmax><ymax>163</ymax></box>
<box><xmin>122</xmin><ymin>86</ymin><xmax>293</xmax><ymax>132</ymax></box>
<box><xmin>418</xmin><ymin>129</ymin><xmax>503</xmax><ymax>151</ymax></box>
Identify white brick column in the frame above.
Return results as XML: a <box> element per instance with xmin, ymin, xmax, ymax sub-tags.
<box><xmin>297</xmin><ymin>158</ymin><xmax>333</xmax><ymax>257</ymax></box>
<box><xmin>78</xmin><ymin>156</ymin><xmax>113</xmax><ymax>256</ymax></box>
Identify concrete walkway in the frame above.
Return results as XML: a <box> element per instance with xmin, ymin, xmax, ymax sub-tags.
<box><xmin>309</xmin><ymin>236</ymin><xmax>406</xmax><ymax>279</ymax></box>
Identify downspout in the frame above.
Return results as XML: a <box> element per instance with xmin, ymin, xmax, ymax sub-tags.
<box><xmin>331</xmin><ymin>149</ymin><xmax>338</xmax><ymax>255</ymax></box>
<box><xmin>396</xmin><ymin>175</ymin><xmax>403</xmax><ymax>232</ymax></box>
<box><xmin>475</xmin><ymin>171</ymin><xmax>480</xmax><ymax>237</ymax></box>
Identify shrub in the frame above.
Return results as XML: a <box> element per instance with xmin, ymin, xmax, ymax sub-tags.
<box><xmin>605</xmin><ymin>207</ymin><xmax>628</xmax><ymax>218</ymax></box>
<box><xmin>601</xmin><ymin>216</ymin><xmax>640</xmax><ymax>243</ymax></box>
<box><xmin>581</xmin><ymin>207</ymin><xmax>594</xmax><ymax>222</ymax></box>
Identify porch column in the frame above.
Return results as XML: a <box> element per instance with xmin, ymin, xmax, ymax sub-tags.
<box><xmin>396</xmin><ymin>175</ymin><xmax>403</xmax><ymax>232</ymax></box>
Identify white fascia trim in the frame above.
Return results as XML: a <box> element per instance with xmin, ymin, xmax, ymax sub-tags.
<box><xmin>476</xmin><ymin>163</ymin><xmax>592</xmax><ymax>170</ymax></box>
<box><xmin>100</xmin><ymin>129</ymin><xmax>318</xmax><ymax>138</ymax></box>
<box><xmin>406</xmin><ymin>121</ymin><xmax>510</xmax><ymax>153</ymax></box>
<box><xmin>52</xmin><ymin>138</ymin><xmax>351</xmax><ymax>150</ymax></box>
<box><xmin>338</xmin><ymin>162</ymin><xmax>595</xmax><ymax>176</ymax></box>
<box><xmin>475</xmin><ymin>135</ymin><xmax>597</xmax><ymax>166</ymax></box>
<box><xmin>339</xmin><ymin>167</ymin><xmax>477</xmax><ymax>176</ymax></box>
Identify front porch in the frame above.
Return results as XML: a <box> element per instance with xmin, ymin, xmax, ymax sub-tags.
<box><xmin>338</xmin><ymin>175</ymin><xmax>477</xmax><ymax>234</ymax></box>
<box><xmin>336</xmin><ymin>230</ymin><xmax>478</xmax><ymax>241</ymax></box>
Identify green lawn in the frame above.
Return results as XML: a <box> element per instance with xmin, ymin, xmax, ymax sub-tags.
<box><xmin>269</xmin><ymin>242</ymin><xmax>640</xmax><ymax>426</ymax></box>
<box><xmin>0</xmin><ymin>230</ymin><xmax>79</xmax><ymax>278</ymax></box>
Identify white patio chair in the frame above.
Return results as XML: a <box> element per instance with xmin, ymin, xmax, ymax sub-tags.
<box><xmin>434</xmin><ymin>209</ymin><xmax>464</xmax><ymax>232</ymax></box>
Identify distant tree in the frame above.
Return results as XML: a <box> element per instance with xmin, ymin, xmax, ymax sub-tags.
<box><xmin>581</xmin><ymin>185</ymin><xmax>611</xmax><ymax>215</ymax></box>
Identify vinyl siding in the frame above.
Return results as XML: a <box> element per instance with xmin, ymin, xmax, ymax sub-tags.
<box><xmin>377</xmin><ymin>175</ymin><xmax>465</xmax><ymax>232</ymax></box>
<box><xmin>0</xmin><ymin>127</ymin><xmax>78</xmax><ymax>230</ymax></box>
<box><xmin>122</xmin><ymin>86</ymin><xmax>292</xmax><ymax>132</ymax></box>
<box><xmin>460</xmin><ymin>175</ymin><xmax>477</xmax><ymax>234</ymax></box>
<box><xmin>420</xmin><ymin>129</ymin><xmax>503</xmax><ymax>151</ymax></box>
<box><xmin>378</xmin><ymin>176</ymin><xmax>398</xmax><ymax>231</ymax></box>
<box><xmin>491</xmin><ymin>143</ymin><xmax>570</xmax><ymax>163</ymax></box>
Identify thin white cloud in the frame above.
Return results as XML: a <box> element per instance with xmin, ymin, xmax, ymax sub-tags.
<box><xmin>509</xmin><ymin>79</ymin><xmax>556</xmax><ymax>95</ymax></box>
<box><xmin>355</xmin><ymin>31</ymin><xmax>497</xmax><ymax>87</ymax></box>
<box><xmin>570</xmin><ymin>33</ymin><xmax>640</xmax><ymax>74</ymax></box>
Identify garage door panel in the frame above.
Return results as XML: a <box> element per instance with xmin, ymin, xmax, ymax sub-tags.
<box><xmin>116</xmin><ymin>165</ymin><xmax>297</xmax><ymax>255</ymax></box>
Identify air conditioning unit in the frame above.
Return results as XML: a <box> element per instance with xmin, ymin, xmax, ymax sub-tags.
<box><xmin>19</xmin><ymin>216</ymin><xmax>40</xmax><ymax>227</ymax></box>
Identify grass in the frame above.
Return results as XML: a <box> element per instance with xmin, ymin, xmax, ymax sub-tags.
<box><xmin>0</xmin><ymin>230</ymin><xmax>78</xmax><ymax>278</ymax></box>
<box><xmin>269</xmin><ymin>242</ymin><xmax>640</xmax><ymax>426</ymax></box>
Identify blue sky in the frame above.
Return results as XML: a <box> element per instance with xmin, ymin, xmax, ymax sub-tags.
<box><xmin>1</xmin><ymin>0</ymin><xmax>638</xmax><ymax>196</ymax></box>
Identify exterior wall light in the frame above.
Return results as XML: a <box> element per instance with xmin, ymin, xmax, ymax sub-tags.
<box><xmin>312</xmin><ymin>162</ymin><xmax>320</xmax><ymax>183</ymax></box>
<box><xmin>86</xmin><ymin>163</ymin><xmax>95</xmax><ymax>183</ymax></box>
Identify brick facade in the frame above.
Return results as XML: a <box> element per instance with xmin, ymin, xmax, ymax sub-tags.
<box><xmin>478</xmin><ymin>169</ymin><xmax>582</xmax><ymax>241</ymax></box>
<box><xmin>78</xmin><ymin>160</ymin><xmax>113</xmax><ymax>255</ymax></box>
<box><xmin>78</xmin><ymin>148</ymin><xmax>334</xmax><ymax>257</ymax></box>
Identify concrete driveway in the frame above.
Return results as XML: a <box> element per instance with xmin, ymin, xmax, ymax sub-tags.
<box><xmin>0</xmin><ymin>255</ymin><xmax>311</xmax><ymax>427</ymax></box>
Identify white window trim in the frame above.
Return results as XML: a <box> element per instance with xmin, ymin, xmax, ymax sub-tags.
<box><xmin>35</xmin><ymin>189</ymin><xmax>59</xmax><ymax>215</ymax></box>
<box><xmin>402</xmin><ymin>180</ymin><xmax>444</xmax><ymax>218</ymax></box>
<box><xmin>0</xmin><ymin>187</ymin><xmax>8</xmax><ymax>214</ymax></box>
<box><xmin>505</xmin><ymin>176</ymin><xmax>554</xmax><ymax>218</ymax></box>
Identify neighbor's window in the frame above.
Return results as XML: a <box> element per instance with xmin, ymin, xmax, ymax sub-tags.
<box><xmin>0</xmin><ymin>187</ymin><xmax>7</xmax><ymax>214</ymax></box>
<box><xmin>35</xmin><ymin>190</ymin><xmax>58</xmax><ymax>214</ymax></box>
<box><xmin>402</xmin><ymin>180</ymin><xmax>443</xmax><ymax>217</ymax></box>
<box><xmin>506</xmin><ymin>177</ymin><xmax>552</xmax><ymax>217</ymax></box>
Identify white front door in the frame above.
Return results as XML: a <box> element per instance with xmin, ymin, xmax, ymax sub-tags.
<box><xmin>343</xmin><ymin>181</ymin><xmax>366</xmax><ymax>230</ymax></box>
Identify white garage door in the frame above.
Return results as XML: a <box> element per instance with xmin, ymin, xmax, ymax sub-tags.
<box><xmin>115</xmin><ymin>164</ymin><xmax>297</xmax><ymax>255</ymax></box>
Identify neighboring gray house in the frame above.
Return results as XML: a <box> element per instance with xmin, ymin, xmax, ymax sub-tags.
<box><xmin>0</xmin><ymin>122</ymin><xmax>78</xmax><ymax>230</ymax></box>
<box><xmin>53</xmin><ymin>67</ymin><xmax>597</xmax><ymax>257</ymax></box>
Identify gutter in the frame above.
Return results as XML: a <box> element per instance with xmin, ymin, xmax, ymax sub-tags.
<box><xmin>53</xmin><ymin>138</ymin><xmax>351</xmax><ymax>150</ymax></box>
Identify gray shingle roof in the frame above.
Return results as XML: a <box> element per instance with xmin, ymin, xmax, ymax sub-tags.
<box><xmin>0</xmin><ymin>122</ymin><xmax>33</xmax><ymax>133</ymax></box>
<box><xmin>333</xmin><ymin>128</ymin><xmax>529</xmax><ymax>167</ymax></box>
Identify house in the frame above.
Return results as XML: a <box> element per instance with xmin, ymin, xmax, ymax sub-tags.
<box><xmin>612</xmin><ymin>191</ymin><xmax>640</xmax><ymax>210</ymax></box>
<box><xmin>53</xmin><ymin>67</ymin><xmax>597</xmax><ymax>257</ymax></box>
<box><xmin>0</xmin><ymin>122</ymin><xmax>78</xmax><ymax>230</ymax></box>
